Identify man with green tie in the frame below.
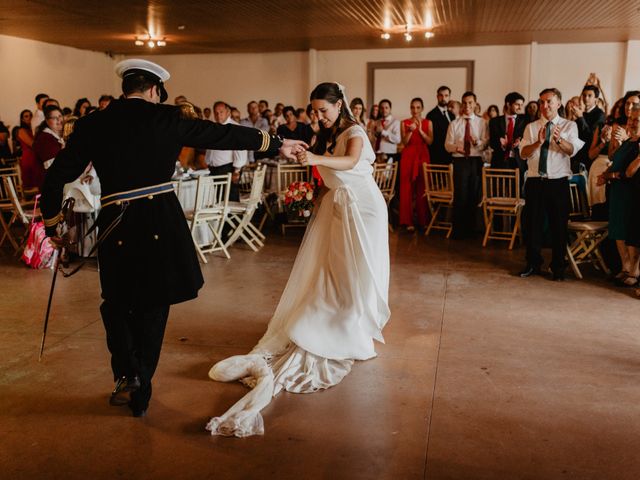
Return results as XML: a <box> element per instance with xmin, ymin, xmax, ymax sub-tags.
<box><xmin>519</xmin><ymin>88</ymin><xmax>584</xmax><ymax>281</ymax></box>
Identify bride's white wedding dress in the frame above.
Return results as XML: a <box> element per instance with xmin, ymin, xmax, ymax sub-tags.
<box><xmin>206</xmin><ymin>124</ymin><xmax>390</xmax><ymax>437</ymax></box>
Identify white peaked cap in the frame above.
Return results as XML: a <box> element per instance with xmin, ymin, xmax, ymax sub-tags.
<box><xmin>114</xmin><ymin>58</ymin><xmax>170</xmax><ymax>82</ymax></box>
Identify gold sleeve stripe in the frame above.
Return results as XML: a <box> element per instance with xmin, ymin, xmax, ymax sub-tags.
<box><xmin>257</xmin><ymin>130</ymin><xmax>270</xmax><ymax>152</ymax></box>
<box><xmin>43</xmin><ymin>212</ymin><xmax>63</xmax><ymax>228</ymax></box>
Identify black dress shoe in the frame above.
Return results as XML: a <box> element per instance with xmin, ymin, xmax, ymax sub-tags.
<box><xmin>519</xmin><ymin>265</ymin><xmax>541</xmax><ymax>278</ymax></box>
<box><xmin>109</xmin><ymin>376</ymin><xmax>141</xmax><ymax>406</ymax></box>
<box><xmin>552</xmin><ymin>271</ymin><xmax>565</xmax><ymax>281</ymax></box>
<box><xmin>128</xmin><ymin>400</ymin><xmax>148</xmax><ymax>418</ymax></box>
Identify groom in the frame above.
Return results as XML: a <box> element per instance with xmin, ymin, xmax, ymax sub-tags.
<box><xmin>41</xmin><ymin>59</ymin><xmax>305</xmax><ymax>417</ymax></box>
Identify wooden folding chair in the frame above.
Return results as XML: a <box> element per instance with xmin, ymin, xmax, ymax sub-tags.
<box><xmin>566</xmin><ymin>182</ymin><xmax>610</xmax><ymax>279</ymax></box>
<box><xmin>187</xmin><ymin>174</ymin><xmax>231</xmax><ymax>263</ymax></box>
<box><xmin>373</xmin><ymin>162</ymin><xmax>398</xmax><ymax>231</ymax></box>
<box><xmin>480</xmin><ymin>167</ymin><xmax>524</xmax><ymax>250</ymax></box>
<box><xmin>1</xmin><ymin>175</ymin><xmax>37</xmax><ymax>254</ymax></box>
<box><xmin>225</xmin><ymin>165</ymin><xmax>267</xmax><ymax>251</ymax></box>
<box><xmin>423</xmin><ymin>163</ymin><xmax>454</xmax><ymax>238</ymax></box>
<box><xmin>276</xmin><ymin>163</ymin><xmax>310</xmax><ymax>235</ymax></box>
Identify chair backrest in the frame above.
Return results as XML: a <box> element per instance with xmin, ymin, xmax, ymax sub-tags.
<box><xmin>482</xmin><ymin>167</ymin><xmax>519</xmax><ymax>202</ymax></box>
<box><xmin>239</xmin><ymin>167</ymin><xmax>255</xmax><ymax>195</ymax></box>
<box><xmin>276</xmin><ymin>164</ymin><xmax>309</xmax><ymax>198</ymax></box>
<box><xmin>569</xmin><ymin>182</ymin><xmax>588</xmax><ymax>220</ymax></box>
<box><xmin>246</xmin><ymin>164</ymin><xmax>267</xmax><ymax>205</ymax></box>
<box><xmin>3</xmin><ymin>175</ymin><xmax>31</xmax><ymax>225</ymax></box>
<box><xmin>194</xmin><ymin>174</ymin><xmax>231</xmax><ymax>216</ymax></box>
<box><xmin>372</xmin><ymin>162</ymin><xmax>398</xmax><ymax>199</ymax></box>
<box><xmin>0</xmin><ymin>167</ymin><xmax>20</xmax><ymax>205</ymax></box>
<box><xmin>423</xmin><ymin>163</ymin><xmax>454</xmax><ymax>199</ymax></box>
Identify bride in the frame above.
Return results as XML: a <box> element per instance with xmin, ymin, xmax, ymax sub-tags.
<box><xmin>206</xmin><ymin>82</ymin><xmax>390</xmax><ymax>437</ymax></box>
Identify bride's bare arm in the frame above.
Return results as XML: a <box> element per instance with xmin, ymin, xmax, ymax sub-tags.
<box><xmin>296</xmin><ymin>137</ymin><xmax>363</xmax><ymax>171</ymax></box>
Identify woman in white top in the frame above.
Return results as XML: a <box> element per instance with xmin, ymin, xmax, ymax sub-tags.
<box><xmin>207</xmin><ymin>82</ymin><xmax>391</xmax><ymax>437</ymax></box>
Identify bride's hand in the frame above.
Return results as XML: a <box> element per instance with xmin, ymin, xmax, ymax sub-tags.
<box><xmin>279</xmin><ymin>139</ymin><xmax>308</xmax><ymax>161</ymax></box>
<box><xmin>296</xmin><ymin>150</ymin><xmax>318</xmax><ymax>166</ymax></box>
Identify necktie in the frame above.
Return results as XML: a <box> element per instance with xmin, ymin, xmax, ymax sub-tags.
<box><xmin>505</xmin><ymin>116</ymin><xmax>514</xmax><ymax>160</ymax></box>
<box><xmin>538</xmin><ymin>121</ymin><xmax>552</xmax><ymax>176</ymax></box>
<box><xmin>463</xmin><ymin>118</ymin><xmax>472</xmax><ymax>157</ymax></box>
<box><xmin>443</xmin><ymin>109</ymin><xmax>450</xmax><ymax>123</ymax></box>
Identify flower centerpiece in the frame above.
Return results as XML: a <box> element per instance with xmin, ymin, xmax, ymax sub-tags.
<box><xmin>284</xmin><ymin>181</ymin><xmax>315</xmax><ymax>221</ymax></box>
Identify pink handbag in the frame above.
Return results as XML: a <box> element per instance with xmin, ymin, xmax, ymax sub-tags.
<box><xmin>21</xmin><ymin>195</ymin><xmax>55</xmax><ymax>269</ymax></box>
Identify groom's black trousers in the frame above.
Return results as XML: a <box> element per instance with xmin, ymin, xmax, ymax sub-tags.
<box><xmin>100</xmin><ymin>300</ymin><xmax>170</xmax><ymax>410</ymax></box>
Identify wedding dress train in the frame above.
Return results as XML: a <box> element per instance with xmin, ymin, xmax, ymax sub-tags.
<box><xmin>206</xmin><ymin>125</ymin><xmax>390</xmax><ymax>437</ymax></box>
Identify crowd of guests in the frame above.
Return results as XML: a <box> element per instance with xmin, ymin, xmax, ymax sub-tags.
<box><xmin>1</xmin><ymin>77</ymin><xmax>639</xmax><ymax>297</ymax></box>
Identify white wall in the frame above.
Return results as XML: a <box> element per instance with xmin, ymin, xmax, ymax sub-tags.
<box><xmin>2</xmin><ymin>33</ymin><xmax>639</xmax><ymax>131</ymax></box>
<box><xmin>0</xmin><ymin>35</ymin><xmax>117</xmax><ymax>130</ymax></box>
<box><xmin>135</xmin><ymin>51</ymin><xmax>310</xmax><ymax>114</ymax></box>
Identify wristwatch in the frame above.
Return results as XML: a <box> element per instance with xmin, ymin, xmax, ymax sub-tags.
<box><xmin>555</xmin><ymin>138</ymin><xmax>562</xmax><ymax>145</ymax></box>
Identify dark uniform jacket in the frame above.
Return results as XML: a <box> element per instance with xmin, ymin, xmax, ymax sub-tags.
<box><xmin>426</xmin><ymin>106</ymin><xmax>455</xmax><ymax>165</ymax></box>
<box><xmin>488</xmin><ymin>114</ymin><xmax>529</xmax><ymax>168</ymax></box>
<box><xmin>41</xmin><ymin>98</ymin><xmax>280</xmax><ymax>307</ymax></box>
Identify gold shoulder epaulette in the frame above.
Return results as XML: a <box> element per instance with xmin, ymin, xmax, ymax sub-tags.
<box><xmin>257</xmin><ymin>130</ymin><xmax>270</xmax><ymax>152</ymax></box>
<box><xmin>43</xmin><ymin>212</ymin><xmax>63</xmax><ymax>228</ymax></box>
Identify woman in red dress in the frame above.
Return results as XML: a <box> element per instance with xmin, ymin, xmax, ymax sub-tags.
<box><xmin>399</xmin><ymin>98</ymin><xmax>433</xmax><ymax>231</ymax></box>
<box><xmin>33</xmin><ymin>106</ymin><xmax>65</xmax><ymax>189</ymax></box>
<box><xmin>16</xmin><ymin>109</ymin><xmax>45</xmax><ymax>191</ymax></box>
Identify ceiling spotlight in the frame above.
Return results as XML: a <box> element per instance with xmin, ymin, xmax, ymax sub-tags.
<box><xmin>425</xmin><ymin>31</ymin><xmax>435</xmax><ymax>39</ymax></box>
<box><xmin>156</xmin><ymin>39</ymin><xmax>166</xmax><ymax>46</ymax></box>
<box><xmin>134</xmin><ymin>39</ymin><xmax>144</xmax><ymax>46</ymax></box>
<box><xmin>178</xmin><ymin>25</ymin><xmax>186</xmax><ymax>30</ymax></box>
<box><xmin>381</xmin><ymin>32</ymin><xmax>391</xmax><ymax>40</ymax></box>
<box><xmin>405</xmin><ymin>33</ymin><xmax>412</xmax><ymax>42</ymax></box>
<box><xmin>147</xmin><ymin>40</ymin><xmax>155</xmax><ymax>48</ymax></box>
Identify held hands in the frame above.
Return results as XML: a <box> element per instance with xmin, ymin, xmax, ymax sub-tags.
<box><xmin>296</xmin><ymin>149</ymin><xmax>318</xmax><ymax>166</ymax></box>
<box><xmin>279</xmin><ymin>139</ymin><xmax>308</xmax><ymax>161</ymax></box>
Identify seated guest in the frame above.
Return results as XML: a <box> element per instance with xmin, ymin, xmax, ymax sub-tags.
<box><xmin>350</xmin><ymin>97</ymin><xmax>366</xmax><ymax>127</ymax></box>
<box><xmin>258</xmin><ymin>99</ymin><xmax>269</xmax><ymax>115</ymax></box>
<box><xmin>73</xmin><ymin>98</ymin><xmax>91</xmax><ymax>117</ymax></box>
<box><xmin>445</xmin><ymin>91</ymin><xmax>488</xmax><ymax>239</ymax></box>
<box><xmin>609</xmin><ymin>91</ymin><xmax>640</xmax><ymax>159</ymax></box>
<box><xmin>270</xmin><ymin>103</ymin><xmax>285</xmax><ymax>133</ymax></box>
<box><xmin>33</xmin><ymin>106</ymin><xmax>65</xmax><ymax>185</ymax></box>
<box><xmin>276</xmin><ymin>106</ymin><xmax>307</xmax><ymax>141</ymax></box>
<box><xmin>203</xmin><ymin>107</ymin><xmax>212</xmax><ymax>120</ymax></box>
<box><xmin>597</xmin><ymin>104</ymin><xmax>640</xmax><ymax>286</ymax></box>
<box><xmin>44</xmin><ymin>98</ymin><xmax>60</xmax><ymax>108</ymax></box>
<box><xmin>489</xmin><ymin>91</ymin><xmax>527</xmax><ymax>169</ymax></box>
<box><xmin>519</xmin><ymin>88</ymin><xmax>584</xmax><ymax>281</ymax></box>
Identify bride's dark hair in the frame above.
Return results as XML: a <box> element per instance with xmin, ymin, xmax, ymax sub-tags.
<box><xmin>310</xmin><ymin>82</ymin><xmax>357</xmax><ymax>155</ymax></box>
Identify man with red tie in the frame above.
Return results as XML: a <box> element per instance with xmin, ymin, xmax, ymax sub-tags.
<box><xmin>445</xmin><ymin>91</ymin><xmax>488</xmax><ymax>239</ymax></box>
<box><xmin>489</xmin><ymin>92</ymin><xmax>528</xmax><ymax>170</ymax></box>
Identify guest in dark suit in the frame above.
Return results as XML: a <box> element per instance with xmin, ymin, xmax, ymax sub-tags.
<box><xmin>488</xmin><ymin>92</ymin><xmax>528</xmax><ymax>171</ymax></box>
<box><xmin>426</xmin><ymin>85</ymin><xmax>455</xmax><ymax>165</ymax></box>
<box><xmin>41</xmin><ymin>59</ymin><xmax>305</xmax><ymax>417</ymax></box>
<box><xmin>571</xmin><ymin>84</ymin><xmax>606</xmax><ymax>172</ymax></box>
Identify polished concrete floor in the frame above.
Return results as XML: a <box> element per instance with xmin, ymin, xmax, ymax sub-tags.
<box><xmin>1</xmin><ymin>230</ymin><xmax>639</xmax><ymax>480</ymax></box>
